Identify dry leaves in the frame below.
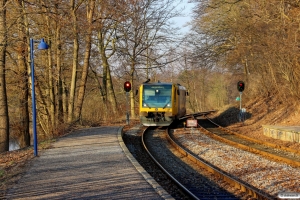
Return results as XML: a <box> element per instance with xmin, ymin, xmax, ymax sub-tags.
<box><xmin>0</xmin><ymin>148</ymin><xmax>34</xmax><ymax>198</ymax></box>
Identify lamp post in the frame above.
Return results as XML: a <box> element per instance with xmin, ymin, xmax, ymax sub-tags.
<box><xmin>30</xmin><ymin>38</ymin><xmax>49</xmax><ymax>156</ymax></box>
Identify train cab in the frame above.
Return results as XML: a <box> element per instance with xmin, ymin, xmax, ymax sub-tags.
<box><xmin>139</xmin><ymin>82</ymin><xmax>187</xmax><ymax>126</ymax></box>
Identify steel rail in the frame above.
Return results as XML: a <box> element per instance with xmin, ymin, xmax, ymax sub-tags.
<box><xmin>206</xmin><ymin>116</ymin><xmax>300</xmax><ymax>155</ymax></box>
<box><xmin>202</xmin><ymin>116</ymin><xmax>300</xmax><ymax>167</ymax></box>
<box><xmin>166</xmin><ymin>125</ymin><xmax>274</xmax><ymax>200</ymax></box>
<box><xmin>179</xmin><ymin>110</ymin><xmax>216</xmax><ymax>120</ymax></box>
<box><xmin>141</xmin><ymin>126</ymin><xmax>200</xmax><ymax>200</ymax></box>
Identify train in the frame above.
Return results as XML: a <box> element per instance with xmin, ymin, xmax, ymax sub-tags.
<box><xmin>139</xmin><ymin>81</ymin><xmax>187</xmax><ymax>126</ymax></box>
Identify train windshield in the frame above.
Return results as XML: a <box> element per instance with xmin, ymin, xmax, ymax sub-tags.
<box><xmin>142</xmin><ymin>84</ymin><xmax>172</xmax><ymax>108</ymax></box>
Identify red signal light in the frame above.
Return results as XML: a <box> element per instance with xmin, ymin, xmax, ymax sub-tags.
<box><xmin>124</xmin><ymin>81</ymin><xmax>131</xmax><ymax>92</ymax></box>
<box><xmin>237</xmin><ymin>81</ymin><xmax>245</xmax><ymax>92</ymax></box>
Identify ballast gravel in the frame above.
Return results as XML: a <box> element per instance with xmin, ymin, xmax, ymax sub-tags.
<box><xmin>172</xmin><ymin>128</ymin><xmax>300</xmax><ymax>197</ymax></box>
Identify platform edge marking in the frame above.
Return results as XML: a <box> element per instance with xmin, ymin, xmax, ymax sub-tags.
<box><xmin>117</xmin><ymin>126</ymin><xmax>174</xmax><ymax>200</ymax></box>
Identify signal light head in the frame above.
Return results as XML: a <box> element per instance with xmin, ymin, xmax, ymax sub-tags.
<box><xmin>237</xmin><ymin>81</ymin><xmax>245</xmax><ymax>92</ymax></box>
<box><xmin>124</xmin><ymin>81</ymin><xmax>131</xmax><ymax>92</ymax></box>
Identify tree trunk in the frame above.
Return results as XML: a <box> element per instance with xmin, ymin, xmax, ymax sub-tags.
<box><xmin>67</xmin><ymin>0</ymin><xmax>80</xmax><ymax>123</ymax></box>
<box><xmin>106</xmin><ymin>64</ymin><xmax>117</xmax><ymax>114</ymax></box>
<box><xmin>16</xmin><ymin>0</ymin><xmax>30</xmax><ymax>148</ymax></box>
<box><xmin>0</xmin><ymin>0</ymin><xmax>9</xmax><ymax>152</ymax></box>
<box><xmin>45</xmin><ymin>22</ymin><xmax>55</xmax><ymax>130</ymax></box>
<box><xmin>130</xmin><ymin>70</ymin><xmax>136</xmax><ymax>119</ymax></box>
<box><xmin>97</xmin><ymin>31</ymin><xmax>117</xmax><ymax>114</ymax></box>
<box><xmin>74</xmin><ymin>0</ymin><xmax>95</xmax><ymax>120</ymax></box>
<box><xmin>97</xmin><ymin>32</ymin><xmax>107</xmax><ymax>101</ymax></box>
<box><xmin>129</xmin><ymin>57</ymin><xmax>136</xmax><ymax>119</ymax></box>
<box><xmin>55</xmin><ymin>22</ymin><xmax>64</xmax><ymax>123</ymax></box>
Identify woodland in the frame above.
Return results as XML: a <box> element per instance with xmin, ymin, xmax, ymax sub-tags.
<box><xmin>0</xmin><ymin>0</ymin><xmax>299</xmax><ymax>152</ymax></box>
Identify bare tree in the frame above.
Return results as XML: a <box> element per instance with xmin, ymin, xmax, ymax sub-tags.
<box><xmin>68</xmin><ymin>0</ymin><xmax>85</xmax><ymax>123</ymax></box>
<box><xmin>16</xmin><ymin>0</ymin><xmax>30</xmax><ymax>148</ymax></box>
<box><xmin>117</xmin><ymin>0</ymin><xmax>182</xmax><ymax>118</ymax></box>
<box><xmin>53</xmin><ymin>2</ymin><xmax>65</xmax><ymax>123</ymax></box>
<box><xmin>0</xmin><ymin>0</ymin><xmax>9</xmax><ymax>152</ymax></box>
<box><xmin>74</xmin><ymin>0</ymin><xmax>95</xmax><ymax>120</ymax></box>
<box><xmin>94</xmin><ymin>0</ymin><xmax>122</xmax><ymax>115</ymax></box>
<box><xmin>191</xmin><ymin>0</ymin><xmax>300</xmax><ymax>103</ymax></box>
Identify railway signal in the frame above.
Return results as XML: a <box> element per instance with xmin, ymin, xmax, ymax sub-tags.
<box><xmin>124</xmin><ymin>81</ymin><xmax>131</xmax><ymax>92</ymax></box>
<box><xmin>124</xmin><ymin>81</ymin><xmax>131</xmax><ymax>125</ymax></box>
<box><xmin>237</xmin><ymin>81</ymin><xmax>245</xmax><ymax>123</ymax></box>
<box><xmin>237</xmin><ymin>81</ymin><xmax>245</xmax><ymax>92</ymax></box>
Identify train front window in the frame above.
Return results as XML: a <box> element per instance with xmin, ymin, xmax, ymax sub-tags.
<box><xmin>142</xmin><ymin>84</ymin><xmax>172</xmax><ymax>108</ymax></box>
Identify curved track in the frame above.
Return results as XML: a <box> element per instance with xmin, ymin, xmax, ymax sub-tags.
<box><xmin>142</xmin><ymin>127</ymin><xmax>199</xmax><ymax>199</ymax></box>
<box><xmin>198</xmin><ymin>117</ymin><xmax>300</xmax><ymax>167</ymax></box>
<box><xmin>142</xmin><ymin>126</ymin><xmax>273</xmax><ymax>200</ymax></box>
<box><xmin>122</xmin><ymin>126</ymin><xmax>190</xmax><ymax>199</ymax></box>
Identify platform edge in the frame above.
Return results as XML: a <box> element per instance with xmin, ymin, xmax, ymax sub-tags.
<box><xmin>117</xmin><ymin>126</ymin><xmax>174</xmax><ymax>200</ymax></box>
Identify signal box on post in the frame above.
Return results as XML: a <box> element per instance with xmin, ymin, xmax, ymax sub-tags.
<box><xmin>237</xmin><ymin>81</ymin><xmax>245</xmax><ymax>92</ymax></box>
<box><xmin>124</xmin><ymin>81</ymin><xmax>131</xmax><ymax>92</ymax></box>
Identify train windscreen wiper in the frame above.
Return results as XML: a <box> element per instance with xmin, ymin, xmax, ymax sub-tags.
<box><xmin>163</xmin><ymin>100</ymin><xmax>170</xmax><ymax>109</ymax></box>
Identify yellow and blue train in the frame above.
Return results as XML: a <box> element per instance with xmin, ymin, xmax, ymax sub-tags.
<box><xmin>139</xmin><ymin>81</ymin><xmax>187</xmax><ymax>126</ymax></box>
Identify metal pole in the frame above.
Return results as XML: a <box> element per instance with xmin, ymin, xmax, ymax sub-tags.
<box><xmin>126</xmin><ymin>92</ymin><xmax>129</xmax><ymax>125</ymax></box>
<box><xmin>239</xmin><ymin>92</ymin><xmax>242</xmax><ymax>110</ymax></box>
<box><xmin>239</xmin><ymin>92</ymin><xmax>243</xmax><ymax>122</ymax></box>
<box><xmin>30</xmin><ymin>38</ymin><xmax>38</xmax><ymax>156</ymax></box>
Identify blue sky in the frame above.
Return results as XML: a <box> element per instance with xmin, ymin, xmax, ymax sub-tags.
<box><xmin>173</xmin><ymin>1</ymin><xmax>196</xmax><ymax>33</ymax></box>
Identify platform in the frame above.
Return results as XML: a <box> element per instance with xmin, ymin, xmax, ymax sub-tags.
<box><xmin>263</xmin><ymin>125</ymin><xmax>300</xmax><ymax>143</ymax></box>
<box><xmin>5</xmin><ymin>126</ymin><xmax>172</xmax><ymax>199</ymax></box>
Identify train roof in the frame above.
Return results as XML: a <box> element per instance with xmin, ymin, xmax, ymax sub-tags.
<box><xmin>142</xmin><ymin>82</ymin><xmax>173</xmax><ymax>86</ymax></box>
<box><xmin>141</xmin><ymin>82</ymin><xmax>186</xmax><ymax>90</ymax></box>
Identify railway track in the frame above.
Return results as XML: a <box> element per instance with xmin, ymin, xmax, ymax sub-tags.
<box><xmin>142</xmin><ymin>126</ymin><xmax>273</xmax><ymax>200</ymax></box>
<box><xmin>198</xmin><ymin>116</ymin><xmax>300</xmax><ymax>167</ymax></box>
<box><xmin>171</xmin><ymin>114</ymin><xmax>300</xmax><ymax>197</ymax></box>
<box><xmin>123</xmin><ymin>112</ymin><xmax>300</xmax><ymax>199</ymax></box>
<box><xmin>122</xmin><ymin>126</ymin><xmax>190</xmax><ymax>199</ymax></box>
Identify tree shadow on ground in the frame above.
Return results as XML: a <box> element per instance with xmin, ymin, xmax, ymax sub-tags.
<box><xmin>212</xmin><ymin>107</ymin><xmax>252</xmax><ymax>127</ymax></box>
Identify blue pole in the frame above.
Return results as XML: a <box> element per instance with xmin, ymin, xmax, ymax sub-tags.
<box><xmin>30</xmin><ymin>38</ymin><xmax>38</xmax><ymax>156</ymax></box>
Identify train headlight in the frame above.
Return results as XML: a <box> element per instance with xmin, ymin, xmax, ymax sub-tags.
<box><xmin>142</xmin><ymin>102</ymin><xmax>151</xmax><ymax>108</ymax></box>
